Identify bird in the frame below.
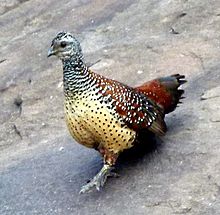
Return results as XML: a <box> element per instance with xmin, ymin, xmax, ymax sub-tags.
<box><xmin>48</xmin><ymin>31</ymin><xmax>186</xmax><ymax>193</ymax></box>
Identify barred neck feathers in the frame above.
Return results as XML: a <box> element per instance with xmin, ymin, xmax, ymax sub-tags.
<box><xmin>62</xmin><ymin>54</ymin><xmax>95</xmax><ymax>97</ymax></box>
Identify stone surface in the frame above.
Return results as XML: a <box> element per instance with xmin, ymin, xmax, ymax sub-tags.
<box><xmin>1</xmin><ymin>0</ymin><xmax>220</xmax><ymax>214</ymax></box>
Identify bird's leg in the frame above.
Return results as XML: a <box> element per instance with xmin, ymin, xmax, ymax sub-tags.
<box><xmin>79</xmin><ymin>149</ymin><xmax>119</xmax><ymax>194</ymax></box>
<box><xmin>79</xmin><ymin>163</ymin><xmax>118</xmax><ymax>194</ymax></box>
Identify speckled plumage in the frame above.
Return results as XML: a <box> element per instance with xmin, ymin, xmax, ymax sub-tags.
<box><xmin>62</xmin><ymin>54</ymin><xmax>137</xmax><ymax>158</ymax></box>
<box><xmin>48</xmin><ymin>32</ymin><xmax>186</xmax><ymax>193</ymax></box>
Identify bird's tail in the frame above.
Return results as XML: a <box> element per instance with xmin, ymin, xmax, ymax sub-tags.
<box><xmin>135</xmin><ymin>74</ymin><xmax>187</xmax><ymax>114</ymax></box>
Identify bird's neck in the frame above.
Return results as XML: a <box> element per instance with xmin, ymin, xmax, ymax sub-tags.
<box><xmin>62</xmin><ymin>55</ymin><xmax>94</xmax><ymax>97</ymax></box>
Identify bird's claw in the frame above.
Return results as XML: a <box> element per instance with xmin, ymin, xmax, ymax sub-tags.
<box><xmin>79</xmin><ymin>164</ymin><xmax>119</xmax><ymax>194</ymax></box>
<box><xmin>79</xmin><ymin>175</ymin><xmax>105</xmax><ymax>194</ymax></box>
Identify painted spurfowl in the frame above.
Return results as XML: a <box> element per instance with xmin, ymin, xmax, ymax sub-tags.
<box><xmin>48</xmin><ymin>32</ymin><xmax>186</xmax><ymax>193</ymax></box>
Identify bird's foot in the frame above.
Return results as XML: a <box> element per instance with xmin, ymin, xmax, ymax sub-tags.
<box><xmin>79</xmin><ymin>164</ymin><xmax>119</xmax><ymax>194</ymax></box>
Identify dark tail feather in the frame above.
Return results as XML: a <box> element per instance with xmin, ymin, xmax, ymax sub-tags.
<box><xmin>158</xmin><ymin>74</ymin><xmax>187</xmax><ymax>114</ymax></box>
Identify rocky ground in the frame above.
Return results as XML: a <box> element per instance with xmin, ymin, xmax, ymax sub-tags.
<box><xmin>1</xmin><ymin>0</ymin><xmax>220</xmax><ymax>214</ymax></box>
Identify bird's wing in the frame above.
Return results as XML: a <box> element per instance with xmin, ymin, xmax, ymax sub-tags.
<box><xmin>113</xmin><ymin>88</ymin><xmax>167</xmax><ymax>136</ymax></box>
<box><xmin>96</xmin><ymin>76</ymin><xmax>167</xmax><ymax>136</ymax></box>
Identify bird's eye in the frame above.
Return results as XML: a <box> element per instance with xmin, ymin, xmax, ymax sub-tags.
<box><xmin>60</xmin><ymin>41</ymin><xmax>67</xmax><ymax>48</ymax></box>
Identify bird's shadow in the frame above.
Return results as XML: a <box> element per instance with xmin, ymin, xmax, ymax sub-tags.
<box><xmin>116</xmin><ymin>130</ymin><xmax>163</xmax><ymax>168</ymax></box>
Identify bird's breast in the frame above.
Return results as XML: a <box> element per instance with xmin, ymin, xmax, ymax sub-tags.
<box><xmin>64</xmin><ymin>93</ymin><xmax>136</xmax><ymax>153</ymax></box>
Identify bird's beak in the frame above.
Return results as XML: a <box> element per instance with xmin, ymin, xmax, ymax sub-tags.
<box><xmin>47</xmin><ymin>47</ymin><xmax>55</xmax><ymax>58</ymax></box>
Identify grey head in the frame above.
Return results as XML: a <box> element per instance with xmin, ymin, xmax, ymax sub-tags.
<box><xmin>48</xmin><ymin>32</ymin><xmax>82</xmax><ymax>60</ymax></box>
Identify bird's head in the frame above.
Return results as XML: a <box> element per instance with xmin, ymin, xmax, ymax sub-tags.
<box><xmin>47</xmin><ymin>32</ymin><xmax>82</xmax><ymax>60</ymax></box>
